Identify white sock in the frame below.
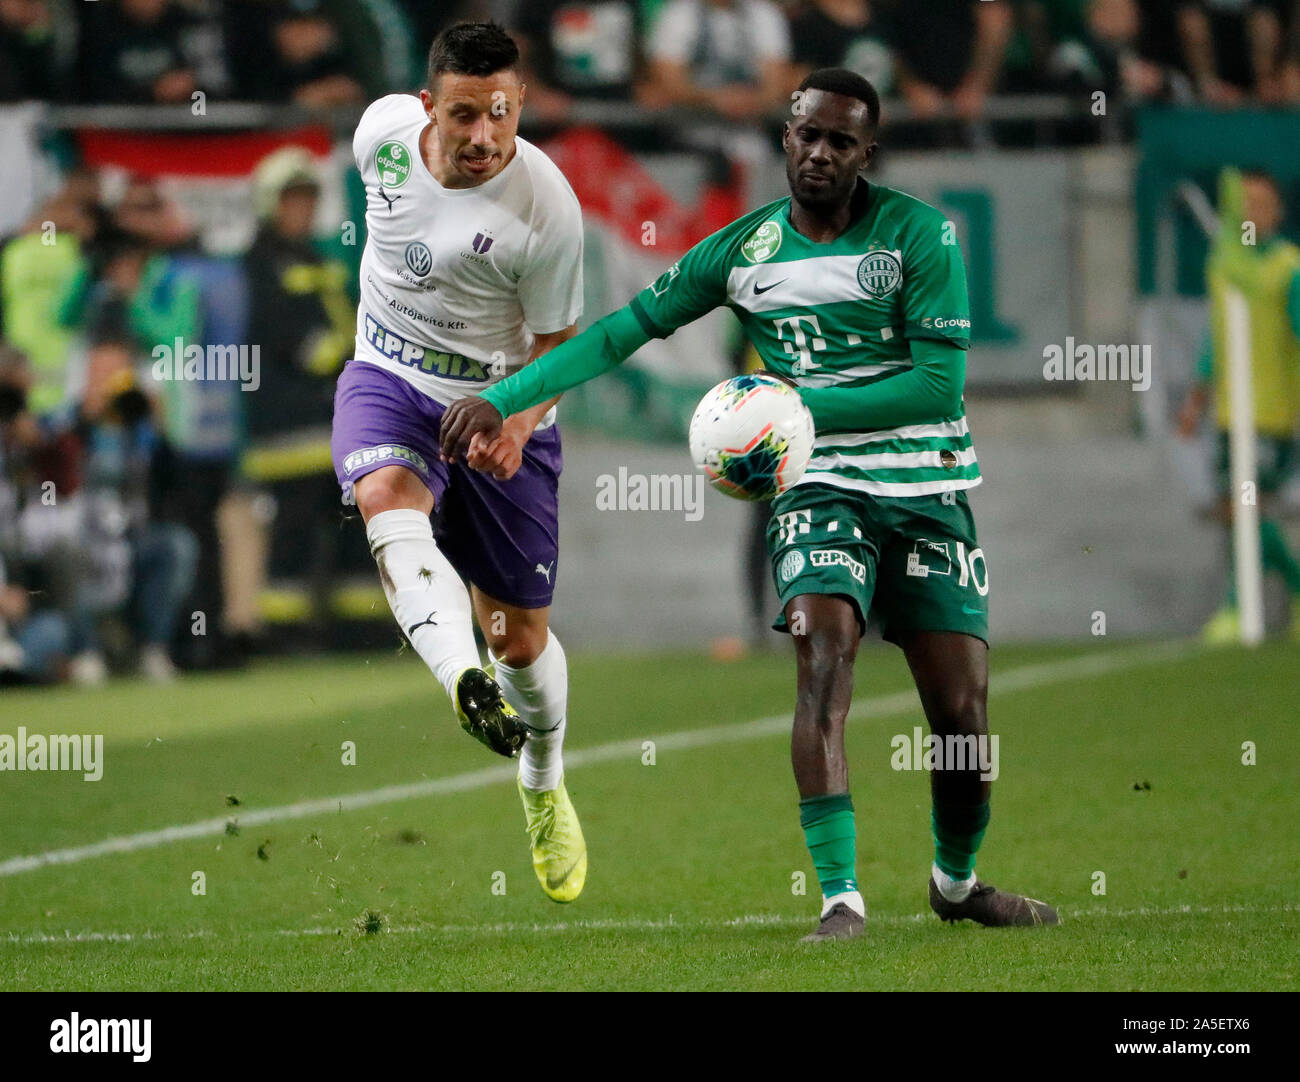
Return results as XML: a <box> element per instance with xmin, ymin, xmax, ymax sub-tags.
<box><xmin>932</xmin><ymin>863</ymin><xmax>977</xmax><ymax>903</ymax></box>
<box><xmin>492</xmin><ymin>630</ymin><xmax>567</xmax><ymax>792</ymax></box>
<box><xmin>366</xmin><ymin>508</ymin><xmax>479</xmax><ymax>700</ymax></box>
<box><xmin>821</xmin><ymin>890</ymin><xmax>865</xmax><ymax>918</ymax></box>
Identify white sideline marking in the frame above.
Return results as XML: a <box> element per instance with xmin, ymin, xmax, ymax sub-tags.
<box><xmin>0</xmin><ymin>642</ymin><xmax>1195</xmax><ymax>879</ymax></box>
<box><xmin>7</xmin><ymin>902</ymin><xmax>1293</xmax><ymax>946</ymax></box>
<box><xmin>7</xmin><ymin>930</ymin><xmax>214</xmax><ymax>944</ymax></box>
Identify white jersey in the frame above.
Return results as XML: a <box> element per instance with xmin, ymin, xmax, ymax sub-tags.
<box><xmin>352</xmin><ymin>94</ymin><xmax>584</xmax><ymax>420</ymax></box>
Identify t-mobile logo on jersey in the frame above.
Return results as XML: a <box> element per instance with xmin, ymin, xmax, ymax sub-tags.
<box><xmin>773</xmin><ymin>314</ymin><xmax>827</xmax><ymax>373</ymax></box>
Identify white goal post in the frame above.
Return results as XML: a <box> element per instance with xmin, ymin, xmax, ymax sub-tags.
<box><xmin>1177</xmin><ymin>181</ymin><xmax>1264</xmax><ymax>645</ymax></box>
<box><xmin>1224</xmin><ymin>290</ymin><xmax>1264</xmax><ymax>645</ymax></box>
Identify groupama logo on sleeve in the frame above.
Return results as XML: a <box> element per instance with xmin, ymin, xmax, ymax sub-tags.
<box><xmin>920</xmin><ymin>316</ymin><xmax>972</xmax><ymax>332</ymax></box>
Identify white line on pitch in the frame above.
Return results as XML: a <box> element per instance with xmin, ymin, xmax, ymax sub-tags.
<box><xmin>7</xmin><ymin>900</ymin><xmax>1291</xmax><ymax>946</ymax></box>
<box><xmin>276</xmin><ymin>900</ymin><xmax>1295</xmax><ymax>939</ymax></box>
<box><xmin>0</xmin><ymin>642</ymin><xmax>1196</xmax><ymax>879</ymax></box>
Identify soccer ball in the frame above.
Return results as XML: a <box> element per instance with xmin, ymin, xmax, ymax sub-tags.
<box><xmin>688</xmin><ymin>373</ymin><xmax>815</xmax><ymax>501</ymax></box>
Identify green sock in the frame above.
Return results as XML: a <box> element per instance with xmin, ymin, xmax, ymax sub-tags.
<box><xmin>931</xmin><ymin>800</ymin><xmax>991</xmax><ymax>881</ymax></box>
<box><xmin>799</xmin><ymin>793</ymin><xmax>858</xmax><ymax>897</ymax></box>
<box><xmin>1261</xmin><ymin>519</ymin><xmax>1300</xmax><ymax>595</ymax></box>
<box><xmin>1226</xmin><ymin>521</ymin><xmax>1300</xmax><ymax>605</ymax></box>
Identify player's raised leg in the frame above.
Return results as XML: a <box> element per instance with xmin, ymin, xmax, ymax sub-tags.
<box><xmin>787</xmin><ymin>594</ymin><xmax>866</xmax><ymax>942</ymax></box>
<box><xmin>472</xmin><ymin>588</ymin><xmax>586</xmax><ymax>902</ymax></box>
<box><xmin>331</xmin><ymin>354</ymin><xmax>530</xmax><ymax>758</ymax></box>
<box><xmin>353</xmin><ymin>464</ymin><xmax>527</xmax><ymax>757</ymax></box>
<box><xmin>901</xmin><ymin>631</ymin><xmax>1058</xmax><ymax>926</ymax></box>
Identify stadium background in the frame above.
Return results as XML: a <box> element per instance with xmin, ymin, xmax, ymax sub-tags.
<box><xmin>1</xmin><ymin>0</ymin><xmax>1299</xmax><ymax>999</ymax></box>
<box><xmin>2</xmin><ymin>0</ymin><xmax>1299</xmax><ymax>662</ymax></box>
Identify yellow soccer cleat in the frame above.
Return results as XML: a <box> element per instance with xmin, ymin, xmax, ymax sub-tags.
<box><xmin>1201</xmin><ymin>606</ymin><xmax>1240</xmax><ymax>646</ymax></box>
<box><xmin>517</xmin><ymin>774</ymin><xmax>587</xmax><ymax>903</ymax></box>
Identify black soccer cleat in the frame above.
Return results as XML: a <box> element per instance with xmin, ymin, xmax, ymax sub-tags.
<box><xmin>454</xmin><ymin>667</ymin><xmax>528</xmax><ymax>758</ymax></box>
<box><xmin>928</xmin><ymin>878</ymin><xmax>1059</xmax><ymax>927</ymax></box>
<box><xmin>800</xmin><ymin>901</ymin><xmax>865</xmax><ymax>942</ymax></box>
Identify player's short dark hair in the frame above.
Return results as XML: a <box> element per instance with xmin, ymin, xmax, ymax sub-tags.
<box><xmin>427</xmin><ymin>21</ymin><xmax>520</xmax><ymax>89</ymax></box>
<box><xmin>797</xmin><ymin>68</ymin><xmax>881</xmax><ymax>131</ymax></box>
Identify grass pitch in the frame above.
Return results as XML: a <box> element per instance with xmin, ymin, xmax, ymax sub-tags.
<box><xmin>0</xmin><ymin>639</ymin><xmax>1295</xmax><ymax>991</ymax></box>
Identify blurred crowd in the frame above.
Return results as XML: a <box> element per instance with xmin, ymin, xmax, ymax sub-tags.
<box><xmin>1</xmin><ymin>2</ymin><xmax>1296</xmax><ymax>686</ymax></box>
<box><xmin>0</xmin><ymin>149</ymin><xmax>360</xmax><ymax>686</ymax></box>
<box><xmin>1</xmin><ymin>0</ymin><xmax>1299</xmax><ymax>115</ymax></box>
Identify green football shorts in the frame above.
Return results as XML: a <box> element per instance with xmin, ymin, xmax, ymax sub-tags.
<box><xmin>767</xmin><ymin>483</ymin><xmax>989</xmax><ymax>645</ymax></box>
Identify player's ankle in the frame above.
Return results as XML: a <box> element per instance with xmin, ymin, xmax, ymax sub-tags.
<box><xmin>821</xmin><ymin>890</ymin><xmax>865</xmax><ymax>918</ymax></box>
<box><xmin>932</xmin><ymin>863</ymin><xmax>976</xmax><ymax>903</ymax></box>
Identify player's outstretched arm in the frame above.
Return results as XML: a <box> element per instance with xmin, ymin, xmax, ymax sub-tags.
<box><xmin>439</xmin><ymin>306</ymin><xmax>651</xmax><ymax>461</ymax></box>
<box><xmin>797</xmin><ymin>338</ymin><xmax>968</xmax><ymax>434</ymax></box>
<box><xmin>463</xmin><ymin>326</ymin><xmax>576</xmax><ymax>480</ymax></box>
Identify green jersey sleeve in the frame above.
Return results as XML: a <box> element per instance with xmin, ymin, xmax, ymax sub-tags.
<box><xmin>798</xmin><ymin>338</ymin><xmax>966</xmax><ymax>434</ymax></box>
<box><xmin>481</xmin><ymin>211</ymin><xmax>771</xmax><ymax>417</ymax></box>
<box><xmin>628</xmin><ymin>224</ymin><xmax>738</xmax><ymax>339</ymax></box>
<box><xmin>479</xmin><ymin>306</ymin><xmax>651</xmax><ymax>418</ymax></box>
<box><xmin>901</xmin><ymin>209</ymin><xmax>972</xmax><ymax>349</ymax></box>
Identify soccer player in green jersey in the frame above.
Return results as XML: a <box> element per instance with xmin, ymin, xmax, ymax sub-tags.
<box><xmin>441</xmin><ymin>68</ymin><xmax>1058</xmax><ymax>940</ymax></box>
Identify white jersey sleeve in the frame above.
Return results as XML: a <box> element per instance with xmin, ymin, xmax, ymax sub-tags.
<box><xmin>353</xmin><ymin>94</ymin><xmax>421</xmax><ymax>177</ymax></box>
<box><xmin>518</xmin><ymin>169</ymin><xmax>584</xmax><ymax>335</ymax></box>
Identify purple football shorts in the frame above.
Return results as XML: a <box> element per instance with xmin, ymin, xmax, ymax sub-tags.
<box><xmin>331</xmin><ymin>360</ymin><xmax>561</xmax><ymax>609</ymax></box>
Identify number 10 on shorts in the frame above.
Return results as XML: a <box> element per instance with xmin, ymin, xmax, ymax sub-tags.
<box><xmin>906</xmin><ymin>540</ymin><xmax>989</xmax><ymax>596</ymax></box>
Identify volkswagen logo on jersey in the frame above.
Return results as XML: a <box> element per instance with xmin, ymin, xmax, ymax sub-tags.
<box><xmin>404</xmin><ymin>241</ymin><xmax>433</xmax><ymax>277</ymax></box>
<box><xmin>857</xmin><ymin>250</ymin><xmax>902</xmax><ymax>298</ymax></box>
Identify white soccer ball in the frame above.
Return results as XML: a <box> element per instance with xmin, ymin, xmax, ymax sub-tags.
<box><xmin>688</xmin><ymin>374</ymin><xmax>815</xmax><ymax>502</ymax></box>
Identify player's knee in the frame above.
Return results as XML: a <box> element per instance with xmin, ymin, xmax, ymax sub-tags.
<box><xmin>356</xmin><ymin>469</ymin><xmax>429</xmax><ymax>522</ymax></box>
<box><xmin>793</xmin><ymin>636</ymin><xmax>855</xmax><ymax>727</ymax></box>
<box><xmin>794</xmin><ymin>624</ymin><xmax>856</xmax><ymax>672</ymax></box>
<box><xmin>488</xmin><ymin>624</ymin><xmax>547</xmax><ymax>669</ymax></box>
<box><xmin>930</xmin><ymin>682</ymin><xmax>987</xmax><ymax>736</ymax></box>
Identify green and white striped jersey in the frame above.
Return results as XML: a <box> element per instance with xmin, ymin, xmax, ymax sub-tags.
<box><xmin>629</xmin><ymin>183</ymin><xmax>978</xmax><ymax>498</ymax></box>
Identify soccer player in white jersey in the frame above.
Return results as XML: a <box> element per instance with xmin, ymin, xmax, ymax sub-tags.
<box><xmin>330</xmin><ymin>22</ymin><xmax>587</xmax><ymax>902</ymax></box>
